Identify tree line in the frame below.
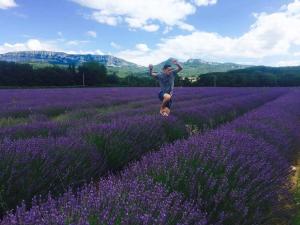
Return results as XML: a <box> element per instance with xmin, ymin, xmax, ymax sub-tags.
<box><xmin>195</xmin><ymin>66</ymin><xmax>300</xmax><ymax>87</ymax></box>
<box><xmin>0</xmin><ymin>61</ymin><xmax>299</xmax><ymax>87</ymax></box>
<box><xmin>0</xmin><ymin>61</ymin><xmax>193</xmax><ymax>87</ymax></box>
<box><xmin>0</xmin><ymin>61</ymin><xmax>107</xmax><ymax>86</ymax></box>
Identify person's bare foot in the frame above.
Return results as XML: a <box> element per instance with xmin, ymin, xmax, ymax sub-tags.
<box><xmin>164</xmin><ymin>108</ymin><xmax>170</xmax><ymax>116</ymax></box>
<box><xmin>160</xmin><ymin>108</ymin><xmax>164</xmax><ymax>115</ymax></box>
<box><xmin>160</xmin><ymin>108</ymin><xmax>169</xmax><ymax>117</ymax></box>
<box><xmin>162</xmin><ymin>111</ymin><xmax>168</xmax><ymax>116</ymax></box>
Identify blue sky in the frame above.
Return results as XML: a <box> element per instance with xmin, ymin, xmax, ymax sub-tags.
<box><xmin>0</xmin><ymin>0</ymin><xmax>300</xmax><ymax>66</ymax></box>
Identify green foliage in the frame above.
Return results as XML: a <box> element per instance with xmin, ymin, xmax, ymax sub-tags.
<box><xmin>106</xmin><ymin>72</ymin><xmax>119</xmax><ymax>84</ymax></box>
<box><xmin>107</xmin><ymin>65</ymin><xmax>148</xmax><ymax>78</ymax></box>
<box><xmin>1</xmin><ymin>60</ymin><xmax>299</xmax><ymax>87</ymax></box>
<box><xmin>88</xmin><ymin>134</ymin><xmax>128</xmax><ymax>170</ymax></box>
<box><xmin>292</xmin><ymin>174</ymin><xmax>300</xmax><ymax>225</ymax></box>
<box><xmin>0</xmin><ymin>61</ymin><xmax>78</xmax><ymax>86</ymax></box>
<box><xmin>0</xmin><ymin>61</ymin><xmax>110</xmax><ymax>87</ymax></box>
<box><xmin>0</xmin><ymin>117</ymin><xmax>28</xmax><ymax>128</ymax></box>
<box><xmin>196</xmin><ymin>66</ymin><xmax>300</xmax><ymax>87</ymax></box>
<box><xmin>118</xmin><ymin>75</ymin><xmax>157</xmax><ymax>87</ymax></box>
<box><xmin>78</xmin><ymin>61</ymin><xmax>107</xmax><ymax>86</ymax></box>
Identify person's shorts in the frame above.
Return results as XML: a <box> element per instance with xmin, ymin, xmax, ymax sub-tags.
<box><xmin>158</xmin><ymin>91</ymin><xmax>173</xmax><ymax>109</ymax></box>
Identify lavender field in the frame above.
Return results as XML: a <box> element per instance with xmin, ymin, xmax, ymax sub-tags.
<box><xmin>0</xmin><ymin>87</ymin><xmax>299</xmax><ymax>225</ymax></box>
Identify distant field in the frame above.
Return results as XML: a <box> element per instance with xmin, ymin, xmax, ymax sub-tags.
<box><xmin>0</xmin><ymin>87</ymin><xmax>299</xmax><ymax>224</ymax></box>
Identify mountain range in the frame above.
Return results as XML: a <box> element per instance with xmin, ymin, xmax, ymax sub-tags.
<box><xmin>0</xmin><ymin>51</ymin><xmax>252</xmax><ymax>77</ymax></box>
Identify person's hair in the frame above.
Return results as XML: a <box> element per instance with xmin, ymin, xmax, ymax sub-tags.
<box><xmin>163</xmin><ymin>64</ymin><xmax>172</xmax><ymax>70</ymax></box>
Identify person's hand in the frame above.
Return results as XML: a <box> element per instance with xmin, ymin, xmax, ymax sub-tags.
<box><xmin>149</xmin><ymin>64</ymin><xmax>153</xmax><ymax>70</ymax></box>
<box><xmin>171</xmin><ymin>59</ymin><xmax>183</xmax><ymax>73</ymax></box>
<box><xmin>172</xmin><ymin>59</ymin><xmax>178</xmax><ymax>65</ymax></box>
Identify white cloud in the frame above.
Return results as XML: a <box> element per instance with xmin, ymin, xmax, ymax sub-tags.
<box><xmin>294</xmin><ymin>52</ymin><xmax>300</xmax><ymax>56</ymax></box>
<box><xmin>0</xmin><ymin>39</ymin><xmax>59</xmax><ymax>53</ymax></box>
<box><xmin>194</xmin><ymin>0</ymin><xmax>217</xmax><ymax>6</ymax></box>
<box><xmin>86</xmin><ymin>30</ymin><xmax>97</xmax><ymax>38</ymax></box>
<box><xmin>142</xmin><ymin>24</ymin><xmax>160</xmax><ymax>32</ymax></box>
<box><xmin>66</xmin><ymin>40</ymin><xmax>89</xmax><ymax>46</ymax></box>
<box><xmin>116</xmin><ymin>0</ymin><xmax>300</xmax><ymax>66</ymax></box>
<box><xmin>66</xmin><ymin>49</ymin><xmax>104</xmax><ymax>55</ymax></box>
<box><xmin>0</xmin><ymin>39</ymin><xmax>104</xmax><ymax>55</ymax></box>
<box><xmin>136</xmin><ymin>44</ymin><xmax>150</xmax><ymax>52</ymax></box>
<box><xmin>176</xmin><ymin>21</ymin><xmax>195</xmax><ymax>31</ymax></box>
<box><xmin>71</xmin><ymin>0</ymin><xmax>215</xmax><ymax>32</ymax></box>
<box><xmin>277</xmin><ymin>59</ymin><xmax>300</xmax><ymax>66</ymax></box>
<box><xmin>163</xmin><ymin>26</ymin><xmax>173</xmax><ymax>34</ymax></box>
<box><xmin>286</xmin><ymin>0</ymin><xmax>300</xmax><ymax>15</ymax></box>
<box><xmin>124</xmin><ymin>17</ymin><xmax>160</xmax><ymax>32</ymax></box>
<box><xmin>110</xmin><ymin>42</ymin><xmax>121</xmax><ymax>49</ymax></box>
<box><xmin>91</xmin><ymin>11</ymin><xmax>121</xmax><ymax>26</ymax></box>
<box><xmin>0</xmin><ymin>0</ymin><xmax>17</xmax><ymax>9</ymax></box>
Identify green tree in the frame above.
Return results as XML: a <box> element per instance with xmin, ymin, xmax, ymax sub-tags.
<box><xmin>106</xmin><ymin>72</ymin><xmax>119</xmax><ymax>84</ymax></box>
<box><xmin>78</xmin><ymin>61</ymin><xmax>107</xmax><ymax>86</ymax></box>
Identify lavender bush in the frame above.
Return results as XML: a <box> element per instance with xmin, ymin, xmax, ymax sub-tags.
<box><xmin>125</xmin><ymin>130</ymin><xmax>292</xmax><ymax>225</ymax></box>
<box><xmin>225</xmin><ymin>90</ymin><xmax>300</xmax><ymax>161</ymax></box>
<box><xmin>173</xmin><ymin>89</ymin><xmax>285</xmax><ymax>130</ymax></box>
<box><xmin>70</xmin><ymin>115</ymin><xmax>187</xmax><ymax>170</ymax></box>
<box><xmin>120</xmin><ymin>90</ymin><xmax>300</xmax><ymax>224</ymax></box>
<box><xmin>0</xmin><ymin>87</ymin><xmax>231</xmax><ymax>118</ymax></box>
<box><xmin>0</xmin><ymin>87</ymin><xmax>298</xmax><ymax>224</ymax></box>
<box><xmin>0</xmin><ymin>121</ymin><xmax>70</xmax><ymax>140</ymax></box>
<box><xmin>1</xmin><ymin>177</ymin><xmax>207</xmax><ymax>225</ymax></box>
<box><xmin>0</xmin><ymin>136</ymin><xmax>106</xmax><ymax>214</ymax></box>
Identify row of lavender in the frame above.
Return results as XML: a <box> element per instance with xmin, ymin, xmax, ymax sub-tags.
<box><xmin>0</xmin><ymin>88</ymin><xmax>285</xmax><ymax>216</ymax></box>
<box><xmin>0</xmin><ymin>88</ymin><xmax>281</xmax><ymax>141</ymax></box>
<box><xmin>2</xmin><ymin>89</ymin><xmax>298</xmax><ymax>224</ymax></box>
<box><xmin>124</xmin><ymin>90</ymin><xmax>300</xmax><ymax>224</ymax></box>
<box><xmin>0</xmin><ymin>87</ymin><xmax>235</xmax><ymax>118</ymax></box>
<box><xmin>0</xmin><ymin>88</ymin><xmax>154</xmax><ymax>118</ymax></box>
<box><xmin>0</xmin><ymin>87</ymin><xmax>256</xmax><ymax>134</ymax></box>
<box><xmin>0</xmin><ymin>88</ymin><xmax>253</xmax><ymax>139</ymax></box>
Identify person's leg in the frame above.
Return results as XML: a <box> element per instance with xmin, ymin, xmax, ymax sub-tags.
<box><xmin>161</xmin><ymin>93</ymin><xmax>171</xmax><ymax>116</ymax></box>
<box><xmin>164</xmin><ymin>107</ymin><xmax>170</xmax><ymax>116</ymax></box>
<box><xmin>158</xmin><ymin>91</ymin><xmax>166</xmax><ymax>116</ymax></box>
<box><xmin>161</xmin><ymin>93</ymin><xmax>171</xmax><ymax>109</ymax></box>
<box><xmin>164</xmin><ymin>97</ymin><xmax>172</xmax><ymax>116</ymax></box>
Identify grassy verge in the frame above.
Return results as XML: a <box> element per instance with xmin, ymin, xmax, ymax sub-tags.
<box><xmin>0</xmin><ymin>117</ymin><xmax>29</xmax><ymax>128</ymax></box>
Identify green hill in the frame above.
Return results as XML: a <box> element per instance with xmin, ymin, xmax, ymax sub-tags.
<box><xmin>0</xmin><ymin>51</ymin><xmax>252</xmax><ymax>78</ymax></box>
<box><xmin>152</xmin><ymin>58</ymin><xmax>251</xmax><ymax>78</ymax></box>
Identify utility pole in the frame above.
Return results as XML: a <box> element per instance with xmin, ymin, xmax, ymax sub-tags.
<box><xmin>213</xmin><ymin>75</ymin><xmax>217</xmax><ymax>87</ymax></box>
<box><xmin>82</xmin><ymin>72</ymin><xmax>85</xmax><ymax>87</ymax></box>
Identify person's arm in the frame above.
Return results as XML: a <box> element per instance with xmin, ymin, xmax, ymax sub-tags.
<box><xmin>172</xmin><ymin>59</ymin><xmax>183</xmax><ymax>73</ymax></box>
<box><xmin>149</xmin><ymin>64</ymin><xmax>158</xmax><ymax>78</ymax></box>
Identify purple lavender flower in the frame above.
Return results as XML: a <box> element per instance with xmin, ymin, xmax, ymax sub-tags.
<box><xmin>0</xmin><ymin>87</ymin><xmax>298</xmax><ymax>225</ymax></box>
<box><xmin>0</xmin><ymin>136</ymin><xmax>106</xmax><ymax>214</ymax></box>
<box><xmin>1</xmin><ymin>177</ymin><xmax>207</xmax><ymax>225</ymax></box>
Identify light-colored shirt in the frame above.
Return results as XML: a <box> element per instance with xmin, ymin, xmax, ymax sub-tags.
<box><xmin>156</xmin><ymin>71</ymin><xmax>177</xmax><ymax>93</ymax></box>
